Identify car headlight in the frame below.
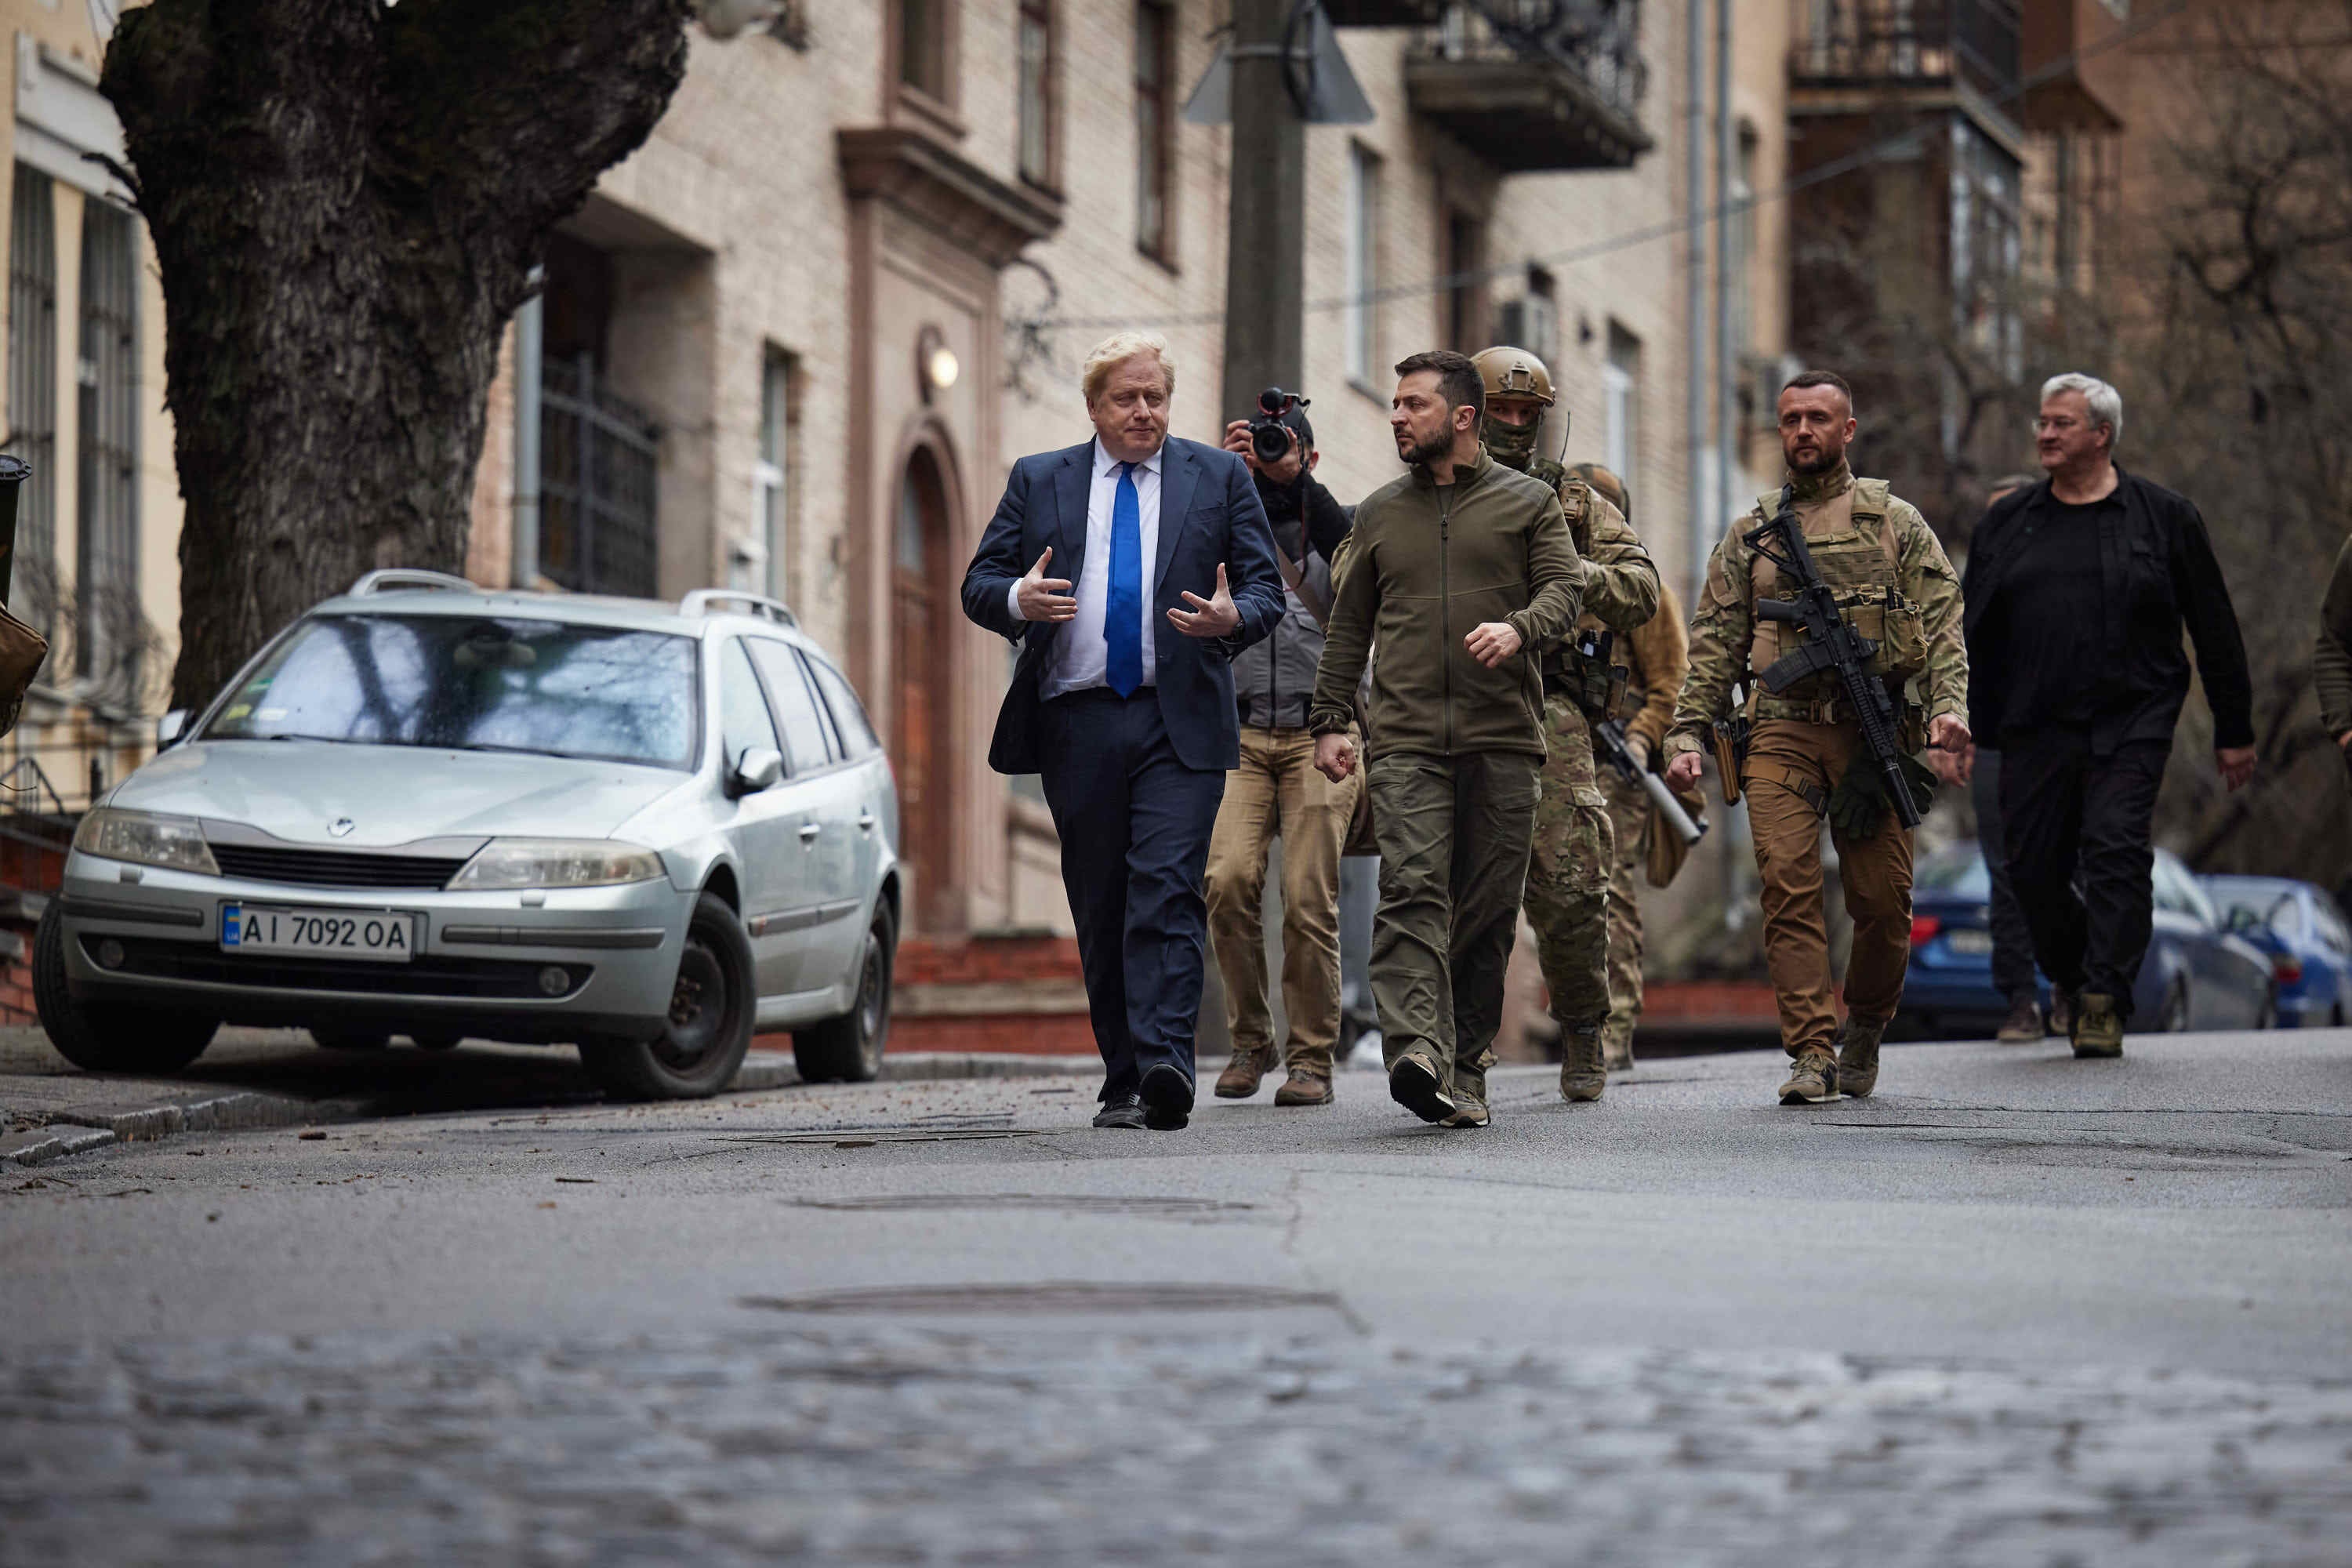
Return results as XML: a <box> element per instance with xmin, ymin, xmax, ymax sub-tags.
<box><xmin>72</xmin><ymin>808</ymin><xmax>220</xmax><ymax>876</ymax></box>
<box><xmin>447</xmin><ymin>839</ymin><xmax>665</xmax><ymax>891</ymax></box>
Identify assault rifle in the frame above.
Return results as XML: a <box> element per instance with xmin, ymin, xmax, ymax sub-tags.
<box><xmin>1593</xmin><ymin>716</ymin><xmax>1705</xmax><ymax>847</ymax></box>
<box><xmin>1744</xmin><ymin>484</ymin><xmax>1922</xmax><ymax>829</ymax></box>
<box><xmin>1567</xmin><ymin>630</ymin><xmax>1706</xmax><ymax>848</ymax></box>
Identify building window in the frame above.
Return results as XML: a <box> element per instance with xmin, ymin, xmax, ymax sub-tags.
<box><xmin>1018</xmin><ymin>0</ymin><xmax>1057</xmax><ymax>191</ymax></box>
<box><xmin>5</xmin><ymin>166</ymin><xmax>57</xmax><ymax>628</ymax></box>
<box><xmin>1345</xmin><ymin>143</ymin><xmax>1381</xmax><ymax>387</ymax></box>
<box><xmin>1444</xmin><ymin>210</ymin><xmax>1486</xmax><ymax>352</ymax></box>
<box><xmin>1951</xmin><ymin>118</ymin><xmax>2022</xmax><ymax>379</ymax></box>
<box><xmin>1135</xmin><ymin>1</ymin><xmax>1176</xmax><ymax>264</ymax></box>
<box><xmin>1603</xmin><ymin>321</ymin><xmax>1641</xmax><ymax>483</ymax></box>
<box><xmin>898</xmin><ymin>0</ymin><xmax>953</xmax><ymax>103</ymax></box>
<box><xmin>754</xmin><ymin>347</ymin><xmax>797</xmax><ymax>603</ymax></box>
<box><xmin>76</xmin><ymin>201</ymin><xmax>140</xmax><ymax>696</ymax></box>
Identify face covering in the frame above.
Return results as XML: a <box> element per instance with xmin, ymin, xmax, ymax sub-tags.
<box><xmin>1481</xmin><ymin>411</ymin><xmax>1542</xmax><ymax>470</ymax></box>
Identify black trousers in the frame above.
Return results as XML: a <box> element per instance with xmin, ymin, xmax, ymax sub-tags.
<box><xmin>1970</xmin><ymin>748</ymin><xmax>2040</xmax><ymax>1004</ymax></box>
<box><xmin>1037</xmin><ymin>689</ymin><xmax>1226</xmax><ymax>1102</ymax></box>
<box><xmin>1998</xmin><ymin>731</ymin><xmax>2169</xmax><ymax>1016</ymax></box>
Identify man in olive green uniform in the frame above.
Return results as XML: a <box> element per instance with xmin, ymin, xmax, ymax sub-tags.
<box><xmin>1664</xmin><ymin>371</ymin><xmax>1971</xmax><ymax>1105</ymax></box>
<box><xmin>1311</xmin><ymin>350</ymin><xmax>1584</xmax><ymax>1128</ymax></box>
<box><xmin>1563</xmin><ymin>463</ymin><xmax>1696</xmax><ymax>1076</ymax></box>
<box><xmin>1467</xmin><ymin>347</ymin><xmax>1661</xmax><ymax>1105</ymax></box>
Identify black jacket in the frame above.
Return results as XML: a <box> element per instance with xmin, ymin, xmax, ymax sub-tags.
<box><xmin>1962</xmin><ymin>467</ymin><xmax>2252</xmax><ymax>752</ymax></box>
<box><xmin>1231</xmin><ymin>471</ymin><xmax>1352</xmax><ymax>730</ymax></box>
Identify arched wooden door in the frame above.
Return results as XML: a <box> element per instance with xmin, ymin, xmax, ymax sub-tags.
<box><xmin>892</xmin><ymin>446</ymin><xmax>953</xmax><ymax>931</ymax></box>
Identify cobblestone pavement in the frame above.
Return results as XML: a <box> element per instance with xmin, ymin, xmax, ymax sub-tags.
<box><xmin>3</xmin><ymin>1324</ymin><xmax>2348</xmax><ymax>1566</ymax></box>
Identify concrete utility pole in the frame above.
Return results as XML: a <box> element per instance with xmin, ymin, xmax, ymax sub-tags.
<box><xmin>1684</xmin><ymin>0</ymin><xmax>1708</xmax><ymax>607</ymax></box>
<box><xmin>1220</xmin><ymin>0</ymin><xmax>1308</xmax><ymax>419</ymax></box>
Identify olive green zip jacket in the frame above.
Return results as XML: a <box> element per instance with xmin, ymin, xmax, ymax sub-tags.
<box><xmin>1310</xmin><ymin>447</ymin><xmax>1585</xmax><ymax>759</ymax></box>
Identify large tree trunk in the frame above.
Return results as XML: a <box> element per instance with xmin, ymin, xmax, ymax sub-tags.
<box><xmin>101</xmin><ymin>0</ymin><xmax>693</xmax><ymax>709</ymax></box>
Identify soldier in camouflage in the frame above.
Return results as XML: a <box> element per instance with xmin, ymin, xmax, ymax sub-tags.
<box><xmin>1470</xmin><ymin>347</ymin><xmax>1661</xmax><ymax>1112</ymax></box>
<box><xmin>1663</xmin><ymin>371</ymin><xmax>1971</xmax><ymax>1106</ymax></box>
<box><xmin>1565</xmin><ymin>463</ymin><xmax>1697</xmax><ymax>1075</ymax></box>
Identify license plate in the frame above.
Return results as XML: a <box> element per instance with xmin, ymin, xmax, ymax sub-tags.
<box><xmin>220</xmin><ymin>903</ymin><xmax>416</xmax><ymax>963</ymax></box>
<box><xmin>1945</xmin><ymin>928</ymin><xmax>1994</xmax><ymax>955</ymax></box>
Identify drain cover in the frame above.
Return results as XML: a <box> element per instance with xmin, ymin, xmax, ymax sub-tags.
<box><xmin>739</xmin><ymin>1281</ymin><xmax>1343</xmax><ymax>1314</ymax></box>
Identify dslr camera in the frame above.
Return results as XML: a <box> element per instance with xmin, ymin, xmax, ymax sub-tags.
<box><xmin>1247</xmin><ymin>387</ymin><xmax>1311</xmax><ymax>467</ymax></box>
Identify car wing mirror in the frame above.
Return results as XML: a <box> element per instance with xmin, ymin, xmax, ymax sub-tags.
<box><xmin>155</xmin><ymin>709</ymin><xmax>191</xmax><ymax>748</ymax></box>
<box><xmin>730</xmin><ymin>746</ymin><xmax>783</xmax><ymax>797</ymax></box>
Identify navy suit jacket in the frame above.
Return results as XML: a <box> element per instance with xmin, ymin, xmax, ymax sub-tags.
<box><xmin>961</xmin><ymin>436</ymin><xmax>1285</xmax><ymax>775</ymax></box>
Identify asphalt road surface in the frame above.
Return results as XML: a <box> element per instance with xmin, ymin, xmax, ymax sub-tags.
<box><xmin>4</xmin><ymin>1030</ymin><xmax>2349</xmax><ymax>1565</ymax></box>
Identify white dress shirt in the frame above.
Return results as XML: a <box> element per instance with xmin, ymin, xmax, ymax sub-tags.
<box><xmin>1009</xmin><ymin>437</ymin><xmax>1163</xmax><ymax>698</ymax></box>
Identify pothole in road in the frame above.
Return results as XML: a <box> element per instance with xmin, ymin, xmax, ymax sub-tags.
<box><xmin>793</xmin><ymin>1194</ymin><xmax>1258</xmax><ymax>1220</ymax></box>
<box><xmin>739</xmin><ymin>1281</ymin><xmax>1344</xmax><ymax>1315</ymax></box>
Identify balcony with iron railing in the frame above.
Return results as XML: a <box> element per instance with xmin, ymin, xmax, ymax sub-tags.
<box><xmin>1403</xmin><ymin>1</ymin><xmax>1651</xmax><ymax>173</ymax></box>
<box><xmin>1791</xmin><ymin>0</ymin><xmax>2021</xmax><ymax>104</ymax></box>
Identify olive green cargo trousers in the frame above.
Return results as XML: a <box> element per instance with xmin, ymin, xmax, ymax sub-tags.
<box><xmin>1367</xmin><ymin>750</ymin><xmax>1542</xmax><ymax>1091</ymax></box>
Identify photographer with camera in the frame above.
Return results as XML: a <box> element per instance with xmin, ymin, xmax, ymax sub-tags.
<box><xmin>1203</xmin><ymin>390</ymin><xmax>1359</xmax><ymax>1108</ymax></box>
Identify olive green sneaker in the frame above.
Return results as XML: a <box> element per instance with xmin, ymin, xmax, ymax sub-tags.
<box><xmin>2072</xmin><ymin>992</ymin><xmax>2124</xmax><ymax>1058</ymax></box>
<box><xmin>1441</xmin><ymin>1069</ymin><xmax>1490</xmax><ymax>1128</ymax></box>
<box><xmin>1559</xmin><ymin>1024</ymin><xmax>1606</xmax><ymax>1102</ymax></box>
<box><xmin>1777</xmin><ymin>1048</ymin><xmax>1842</xmax><ymax>1105</ymax></box>
<box><xmin>1835</xmin><ymin>1013</ymin><xmax>1887</xmax><ymax>1098</ymax></box>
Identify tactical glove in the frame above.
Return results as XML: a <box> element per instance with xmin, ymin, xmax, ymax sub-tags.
<box><xmin>1827</xmin><ymin>753</ymin><xmax>1937</xmax><ymax>840</ymax></box>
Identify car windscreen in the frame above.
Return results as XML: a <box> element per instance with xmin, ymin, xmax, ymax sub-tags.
<box><xmin>201</xmin><ymin>614</ymin><xmax>701</xmax><ymax>769</ymax></box>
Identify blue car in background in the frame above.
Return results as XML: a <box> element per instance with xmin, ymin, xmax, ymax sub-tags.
<box><xmin>1900</xmin><ymin>844</ymin><xmax>2276</xmax><ymax>1038</ymax></box>
<box><xmin>2200</xmin><ymin>876</ymin><xmax>2352</xmax><ymax>1029</ymax></box>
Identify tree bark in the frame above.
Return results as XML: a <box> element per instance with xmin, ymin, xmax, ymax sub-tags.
<box><xmin>101</xmin><ymin>0</ymin><xmax>693</xmax><ymax>708</ymax></box>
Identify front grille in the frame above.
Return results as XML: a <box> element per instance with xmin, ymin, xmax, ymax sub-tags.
<box><xmin>208</xmin><ymin>843</ymin><xmax>470</xmax><ymax>890</ymax></box>
<box><xmin>93</xmin><ymin>936</ymin><xmax>589</xmax><ymax>1000</ymax></box>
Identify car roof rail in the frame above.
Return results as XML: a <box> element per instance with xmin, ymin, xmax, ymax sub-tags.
<box><xmin>349</xmin><ymin>568</ymin><xmax>482</xmax><ymax>597</ymax></box>
<box><xmin>679</xmin><ymin>589</ymin><xmax>798</xmax><ymax>628</ymax></box>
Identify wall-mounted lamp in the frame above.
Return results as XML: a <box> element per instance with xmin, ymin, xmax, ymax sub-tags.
<box><xmin>917</xmin><ymin>325</ymin><xmax>960</xmax><ymax>401</ymax></box>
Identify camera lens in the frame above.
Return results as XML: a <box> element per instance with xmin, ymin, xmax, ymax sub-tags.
<box><xmin>1251</xmin><ymin>420</ymin><xmax>1291</xmax><ymax>466</ymax></box>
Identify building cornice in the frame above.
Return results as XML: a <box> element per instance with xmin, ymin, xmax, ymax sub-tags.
<box><xmin>836</xmin><ymin>126</ymin><xmax>1062</xmax><ymax>269</ymax></box>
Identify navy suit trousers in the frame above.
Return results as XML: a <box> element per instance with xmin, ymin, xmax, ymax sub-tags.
<box><xmin>1036</xmin><ymin>690</ymin><xmax>1225</xmax><ymax>1102</ymax></box>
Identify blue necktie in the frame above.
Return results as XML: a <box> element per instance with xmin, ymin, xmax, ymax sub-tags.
<box><xmin>1105</xmin><ymin>460</ymin><xmax>1142</xmax><ymax>696</ymax></box>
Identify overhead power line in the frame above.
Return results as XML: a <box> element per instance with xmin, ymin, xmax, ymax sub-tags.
<box><xmin>1036</xmin><ymin>0</ymin><xmax>2194</xmax><ymax>334</ymax></box>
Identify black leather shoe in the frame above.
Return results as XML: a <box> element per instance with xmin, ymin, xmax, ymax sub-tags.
<box><xmin>1138</xmin><ymin>1064</ymin><xmax>1194</xmax><ymax>1131</ymax></box>
<box><xmin>1091</xmin><ymin>1094</ymin><xmax>1147</xmax><ymax>1130</ymax></box>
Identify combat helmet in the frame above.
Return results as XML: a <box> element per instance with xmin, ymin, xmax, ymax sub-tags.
<box><xmin>1566</xmin><ymin>461</ymin><xmax>1629</xmax><ymax>523</ymax></box>
<box><xmin>1472</xmin><ymin>345</ymin><xmax>1557</xmax><ymax>472</ymax></box>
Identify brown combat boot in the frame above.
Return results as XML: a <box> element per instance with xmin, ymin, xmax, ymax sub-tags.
<box><xmin>1601</xmin><ymin>1026</ymin><xmax>1635</xmax><ymax>1073</ymax></box>
<box><xmin>1213</xmin><ymin>1044</ymin><xmax>1273</xmax><ymax>1099</ymax></box>
<box><xmin>1777</xmin><ymin>1047</ymin><xmax>1841</xmax><ymax>1105</ymax></box>
<box><xmin>1441</xmin><ymin>1067</ymin><xmax>1490</xmax><ymax>1127</ymax></box>
<box><xmin>2072</xmin><ymin>993</ymin><xmax>2124</xmax><ymax>1058</ymax></box>
<box><xmin>1835</xmin><ymin>1013</ymin><xmax>1887</xmax><ymax>1098</ymax></box>
<box><xmin>1559</xmin><ymin>1024</ymin><xmax>1606</xmax><ymax>1102</ymax></box>
<box><xmin>2047</xmin><ymin>989</ymin><xmax>2074</xmax><ymax>1040</ymax></box>
<box><xmin>1272</xmin><ymin>1067</ymin><xmax>1334</xmax><ymax>1106</ymax></box>
<box><xmin>1995</xmin><ymin>994</ymin><xmax>2042</xmax><ymax>1044</ymax></box>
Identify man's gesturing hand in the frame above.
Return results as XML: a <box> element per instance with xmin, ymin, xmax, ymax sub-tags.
<box><xmin>1168</xmin><ymin>564</ymin><xmax>1241</xmax><ymax>638</ymax></box>
<box><xmin>1464</xmin><ymin>622</ymin><xmax>1523</xmax><ymax>668</ymax></box>
<box><xmin>1315</xmin><ymin>731</ymin><xmax>1357</xmax><ymax>782</ymax></box>
<box><xmin>1664</xmin><ymin>750</ymin><xmax>1704</xmax><ymax>794</ymax></box>
<box><xmin>1015</xmin><ymin>547</ymin><xmax>1077</xmax><ymax>622</ymax></box>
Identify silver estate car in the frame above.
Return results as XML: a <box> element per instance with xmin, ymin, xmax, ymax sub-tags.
<box><xmin>32</xmin><ymin>571</ymin><xmax>901</xmax><ymax>1099</ymax></box>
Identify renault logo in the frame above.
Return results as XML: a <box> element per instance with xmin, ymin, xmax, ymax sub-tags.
<box><xmin>328</xmin><ymin>818</ymin><xmax>356</xmax><ymax>838</ymax></box>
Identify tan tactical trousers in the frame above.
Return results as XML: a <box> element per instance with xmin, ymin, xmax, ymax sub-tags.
<box><xmin>1598</xmin><ymin>766</ymin><xmax>1650</xmax><ymax>1060</ymax></box>
<box><xmin>1742</xmin><ymin>718</ymin><xmax>1915</xmax><ymax>1058</ymax></box>
<box><xmin>1204</xmin><ymin>726</ymin><xmax>1360</xmax><ymax>1076</ymax></box>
